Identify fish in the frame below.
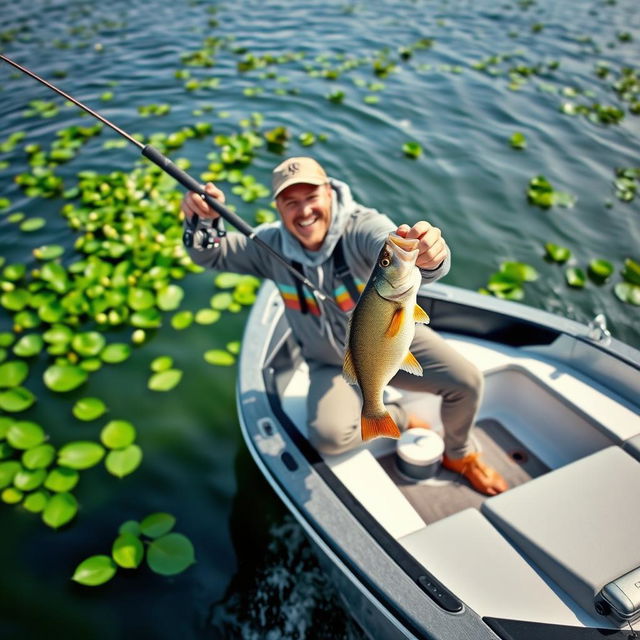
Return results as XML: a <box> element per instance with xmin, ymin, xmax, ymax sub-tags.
<box><xmin>342</xmin><ymin>232</ymin><xmax>430</xmax><ymax>441</ymax></box>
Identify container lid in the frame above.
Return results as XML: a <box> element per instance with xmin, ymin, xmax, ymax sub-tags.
<box><xmin>397</xmin><ymin>428</ymin><xmax>445</xmax><ymax>466</ymax></box>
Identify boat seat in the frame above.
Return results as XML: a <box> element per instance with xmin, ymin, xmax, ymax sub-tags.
<box><xmin>325</xmin><ymin>447</ymin><xmax>425</xmax><ymax>540</ymax></box>
<box><xmin>481</xmin><ymin>446</ymin><xmax>640</xmax><ymax>626</ymax></box>
<box><xmin>398</xmin><ymin>508</ymin><xmax>609</xmax><ymax>627</ymax></box>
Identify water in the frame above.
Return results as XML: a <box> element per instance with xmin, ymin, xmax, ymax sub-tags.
<box><xmin>0</xmin><ymin>0</ymin><xmax>638</xmax><ymax>638</ymax></box>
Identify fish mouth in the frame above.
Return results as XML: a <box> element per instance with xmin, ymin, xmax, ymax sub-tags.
<box><xmin>388</xmin><ymin>233</ymin><xmax>419</xmax><ymax>262</ymax></box>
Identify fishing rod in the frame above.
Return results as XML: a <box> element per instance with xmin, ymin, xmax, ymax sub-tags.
<box><xmin>0</xmin><ymin>54</ymin><xmax>340</xmax><ymax>309</ymax></box>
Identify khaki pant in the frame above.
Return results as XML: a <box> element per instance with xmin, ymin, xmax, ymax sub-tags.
<box><xmin>307</xmin><ymin>325</ymin><xmax>483</xmax><ymax>458</ymax></box>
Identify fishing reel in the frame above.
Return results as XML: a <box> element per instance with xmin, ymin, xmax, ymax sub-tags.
<box><xmin>183</xmin><ymin>214</ymin><xmax>226</xmax><ymax>251</ymax></box>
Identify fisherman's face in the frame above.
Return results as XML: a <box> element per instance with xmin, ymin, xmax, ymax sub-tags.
<box><xmin>276</xmin><ymin>183</ymin><xmax>333</xmax><ymax>251</ymax></box>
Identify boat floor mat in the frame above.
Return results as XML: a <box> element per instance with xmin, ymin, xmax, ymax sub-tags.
<box><xmin>378</xmin><ymin>418</ymin><xmax>549</xmax><ymax>525</ymax></box>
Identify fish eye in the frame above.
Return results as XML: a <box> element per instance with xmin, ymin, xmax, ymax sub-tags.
<box><xmin>379</xmin><ymin>252</ymin><xmax>392</xmax><ymax>268</ymax></box>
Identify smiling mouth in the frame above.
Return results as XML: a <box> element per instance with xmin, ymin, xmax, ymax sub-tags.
<box><xmin>297</xmin><ymin>215</ymin><xmax>318</xmax><ymax>228</ymax></box>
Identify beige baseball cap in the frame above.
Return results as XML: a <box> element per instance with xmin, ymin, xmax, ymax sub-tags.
<box><xmin>272</xmin><ymin>157</ymin><xmax>329</xmax><ymax>198</ymax></box>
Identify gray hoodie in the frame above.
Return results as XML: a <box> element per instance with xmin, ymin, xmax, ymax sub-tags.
<box><xmin>186</xmin><ymin>178</ymin><xmax>450</xmax><ymax>366</ymax></box>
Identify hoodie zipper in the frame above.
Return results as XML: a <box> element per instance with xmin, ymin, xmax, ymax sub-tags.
<box><xmin>317</xmin><ymin>264</ymin><xmax>343</xmax><ymax>357</ymax></box>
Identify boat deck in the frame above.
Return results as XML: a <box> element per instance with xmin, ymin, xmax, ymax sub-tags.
<box><xmin>377</xmin><ymin>418</ymin><xmax>548</xmax><ymax>525</ymax></box>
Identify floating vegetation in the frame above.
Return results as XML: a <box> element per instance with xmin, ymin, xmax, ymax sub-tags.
<box><xmin>480</xmin><ymin>261</ymin><xmax>539</xmax><ymax>301</ymax></box>
<box><xmin>544</xmin><ymin>243</ymin><xmax>572</xmax><ymax>263</ymax></box>
<box><xmin>72</xmin><ymin>513</ymin><xmax>195</xmax><ymax>585</ymax></box>
<box><xmin>560</xmin><ymin>100</ymin><xmax>625</xmax><ymax>125</ymax></box>
<box><xmin>615</xmin><ymin>259</ymin><xmax>640</xmax><ymax>306</ymax></box>
<box><xmin>527</xmin><ymin>175</ymin><xmax>576</xmax><ymax>208</ymax></box>
<box><xmin>402</xmin><ymin>141</ymin><xmax>423</xmax><ymax>159</ymax></box>
<box><xmin>613</xmin><ymin>167</ymin><xmax>639</xmax><ymax>202</ymax></box>
<box><xmin>509</xmin><ymin>132</ymin><xmax>527</xmax><ymax>149</ymax></box>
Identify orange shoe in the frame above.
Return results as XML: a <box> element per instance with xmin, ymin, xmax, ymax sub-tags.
<box><xmin>442</xmin><ymin>452</ymin><xmax>508</xmax><ymax>496</ymax></box>
<box><xmin>407</xmin><ymin>414</ymin><xmax>431</xmax><ymax>430</ymax></box>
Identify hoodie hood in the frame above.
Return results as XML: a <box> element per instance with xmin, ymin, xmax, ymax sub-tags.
<box><xmin>278</xmin><ymin>178</ymin><xmax>355</xmax><ymax>267</ymax></box>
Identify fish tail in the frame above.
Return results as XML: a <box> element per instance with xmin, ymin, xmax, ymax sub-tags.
<box><xmin>361</xmin><ymin>411</ymin><xmax>401</xmax><ymax>441</ymax></box>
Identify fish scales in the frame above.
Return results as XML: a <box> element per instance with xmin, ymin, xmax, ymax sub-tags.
<box><xmin>343</xmin><ymin>233</ymin><xmax>430</xmax><ymax>441</ymax></box>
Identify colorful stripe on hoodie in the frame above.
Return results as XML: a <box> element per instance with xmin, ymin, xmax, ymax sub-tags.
<box><xmin>333</xmin><ymin>280</ymin><xmax>365</xmax><ymax>312</ymax></box>
<box><xmin>277</xmin><ymin>283</ymin><xmax>321</xmax><ymax>316</ymax></box>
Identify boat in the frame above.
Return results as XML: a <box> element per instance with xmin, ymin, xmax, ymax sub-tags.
<box><xmin>237</xmin><ymin>279</ymin><xmax>640</xmax><ymax>640</ymax></box>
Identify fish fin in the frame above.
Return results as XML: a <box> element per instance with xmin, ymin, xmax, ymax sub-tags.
<box><xmin>399</xmin><ymin>350</ymin><xmax>423</xmax><ymax>377</ymax></box>
<box><xmin>385</xmin><ymin>308</ymin><xmax>404</xmax><ymax>337</ymax></box>
<box><xmin>342</xmin><ymin>348</ymin><xmax>358</xmax><ymax>385</ymax></box>
<box><xmin>414</xmin><ymin>304</ymin><xmax>430</xmax><ymax>324</ymax></box>
<box><xmin>361</xmin><ymin>412</ymin><xmax>401</xmax><ymax>441</ymax></box>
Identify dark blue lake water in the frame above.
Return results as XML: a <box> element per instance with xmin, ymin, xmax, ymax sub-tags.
<box><xmin>1</xmin><ymin>0</ymin><xmax>638</xmax><ymax>638</ymax></box>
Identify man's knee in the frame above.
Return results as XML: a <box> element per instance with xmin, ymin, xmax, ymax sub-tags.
<box><xmin>447</xmin><ymin>361</ymin><xmax>484</xmax><ymax>403</ymax></box>
<box><xmin>307</xmin><ymin>416</ymin><xmax>361</xmax><ymax>456</ymax></box>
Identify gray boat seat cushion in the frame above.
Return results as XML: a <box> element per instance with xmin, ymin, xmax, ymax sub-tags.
<box><xmin>398</xmin><ymin>508</ymin><xmax>608</xmax><ymax>627</ymax></box>
<box><xmin>481</xmin><ymin>446</ymin><xmax>640</xmax><ymax>624</ymax></box>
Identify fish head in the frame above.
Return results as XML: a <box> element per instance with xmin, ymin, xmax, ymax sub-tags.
<box><xmin>372</xmin><ymin>233</ymin><xmax>421</xmax><ymax>301</ymax></box>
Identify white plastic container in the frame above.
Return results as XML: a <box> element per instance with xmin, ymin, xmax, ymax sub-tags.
<box><xmin>396</xmin><ymin>428</ymin><xmax>445</xmax><ymax>480</ymax></box>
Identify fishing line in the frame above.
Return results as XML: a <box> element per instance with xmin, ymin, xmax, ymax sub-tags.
<box><xmin>0</xmin><ymin>54</ymin><xmax>341</xmax><ymax>311</ymax></box>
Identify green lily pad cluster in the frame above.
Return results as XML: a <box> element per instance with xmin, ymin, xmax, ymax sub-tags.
<box><xmin>148</xmin><ymin>356</ymin><xmax>183</xmax><ymax>392</ymax></box>
<box><xmin>560</xmin><ymin>100</ymin><xmax>625</xmax><ymax>125</ymax></box>
<box><xmin>544</xmin><ymin>244</ymin><xmax>638</xmax><ymax>303</ymax></box>
<box><xmin>527</xmin><ymin>175</ymin><xmax>576</xmax><ymax>208</ymax></box>
<box><xmin>72</xmin><ymin>513</ymin><xmax>195</xmax><ymax>586</ymax></box>
<box><xmin>0</xmin><ymin>411</ymin><xmax>141</xmax><ymax>527</ymax></box>
<box><xmin>0</xmin><ymin>131</ymin><xmax>26</xmax><ymax>154</ymax></box>
<box><xmin>479</xmin><ymin>261</ymin><xmax>539</xmax><ymax>301</ymax></box>
<box><xmin>613</xmin><ymin>167</ymin><xmax>639</xmax><ymax>202</ymax></box>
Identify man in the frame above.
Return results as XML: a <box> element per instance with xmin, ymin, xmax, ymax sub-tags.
<box><xmin>181</xmin><ymin>157</ymin><xmax>507</xmax><ymax>496</ymax></box>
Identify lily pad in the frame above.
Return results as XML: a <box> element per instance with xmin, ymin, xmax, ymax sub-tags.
<box><xmin>210</xmin><ymin>292</ymin><xmax>233</xmax><ymax>310</ymax></box>
<box><xmin>0</xmin><ymin>461</ymin><xmax>21</xmax><ymax>489</ymax></box>
<box><xmin>0</xmin><ymin>387</ymin><xmax>36</xmax><ymax>412</ymax></box>
<box><xmin>402</xmin><ymin>142</ymin><xmax>423</xmax><ymax>159</ymax></box>
<box><xmin>565</xmin><ymin>267</ymin><xmax>587</xmax><ymax>288</ymax></box>
<box><xmin>2</xmin><ymin>289</ymin><xmax>31</xmax><ymax>311</ymax></box>
<box><xmin>128</xmin><ymin>288</ymin><xmax>155</xmax><ymax>311</ymax></box>
<box><xmin>588</xmin><ymin>259</ymin><xmax>614</xmax><ymax>283</ymax></box>
<box><xmin>510</xmin><ymin>132</ymin><xmax>527</xmax><ymax>149</ymax></box>
<box><xmin>171</xmin><ymin>311</ymin><xmax>194</xmax><ymax>330</ymax></box>
<box><xmin>148</xmin><ymin>369</ymin><xmax>183</xmax><ymax>391</ymax></box>
<box><xmin>119</xmin><ymin>520</ymin><xmax>141</xmax><ymax>536</ymax></box>
<box><xmin>100</xmin><ymin>343</ymin><xmax>131</xmax><ymax>364</ymax></box>
<box><xmin>195</xmin><ymin>309</ymin><xmax>220</xmax><ymax>325</ymax></box>
<box><xmin>33</xmin><ymin>245</ymin><xmax>65</xmax><ymax>261</ymax></box>
<box><xmin>44</xmin><ymin>466</ymin><xmax>79</xmax><ymax>492</ymax></box>
<box><xmin>13</xmin><ymin>334</ymin><xmax>44</xmax><ymax>358</ymax></box>
<box><xmin>112</xmin><ymin>533</ymin><xmax>144</xmax><ymax>569</ymax></box>
<box><xmin>58</xmin><ymin>441</ymin><xmax>105</xmax><ymax>470</ymax></box>
<box><xmin>622</xmin><ymin>258</ymin><xmax>640</xmax><ymax>285</ymax></box>
<box><xmin>140</xmin><ymin>512</ymin><xmax>176</xmax><ymax>538</ymax></box>
<box><xmin>544</xmin><ymin>243</ymin><xmax>572</xmax><ymax>263</ymax></box>
<box><xmin>23</xmin><ymin>489</ymin><xmax>49</xmax><ymax>513</ymax></box>
<box><xmin>157</xmin><ymin>285</ymin><xmax>184</xmax><ymax>311</ymax></box>
<box><xmin>72</xmin><ymin>332</ymin><xmax>106</xmax><ymax>357</ymax></box>
<box><xmin>614</xmin><ymin>282</ymin><xmax>640</xmax><ymax>306</ymax></box>
<box><xmin>150</xmin><ymin>356</ymin><xmax>173</xmax><ymax>372</ymax></box>
<box><xmin>42</xmin><ymin>491</ymin><xmax>78</xmax><ymax>529</ymax></box>
<box><xmin>101</xmin><ymin>420</ymin><xmax>136</xmax><ymax>449</ymax></box>
<box><xmin>204</xmin><ymin>350</ymin><xmax>235</xmax><ymax>366</ymax></box>
<box><xmin>72</xmin><ymin>555</ymin><xmax>117</xmax><ymax>586</ymax></box>
<box><xmin>20</xmin><ymin>217</ymin><xmax>46</xmax><ymax>232</ymax></box>
<box><xmin>130</xmin><ymin>309</ymin><xmax>162</xmax><ymax>329</ymax></box>
<box><xmin>73</xmin><ymin>397</ymin><xmax>107</xmax><ymax>421</ymax></box>
<box><xmin>105</xmin><ymin>444</ymin><xmax>142</xmax><ymax>478</ymax></box>
<box><xmin>22</xmin><ymin>444</ymin><xmax>56</xmax><ymax>469</ymax></box>
<box><xmin>0</xmin><ymin>361</ymin><xmax>29</xmax><ymax>388</ymax></box>
<box><xmin>214</xmin><ymin>273</ymin><xmax>242</xmax><ymax>288</ymax></box>
<box><xmin>7</xmin><ymin>421</ymin><xmax>45</xmax><ymax>450</ymax></box>
<box><xmin>501</xmin><ymin>261</ymin><xmax>539</xmax><ymax>282</ymax></box>
<box><xmin>13</xmin><ymin>467</ymin><xmax>46</xmax><ymax>491</ymax></box>
<box><xmin>146</xmin><ymin>533</ymin><xmax>195</xmax><ymax>576</ymax></box>
<box><xmin>2</xmin><ymin>487</ymin><xmax>23</xmax><ymax>504</ymax></box>
<box><xmin>44</xmin><ymin>363</ymin><xmax>88</xmax><ymax>392</ymax></box>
